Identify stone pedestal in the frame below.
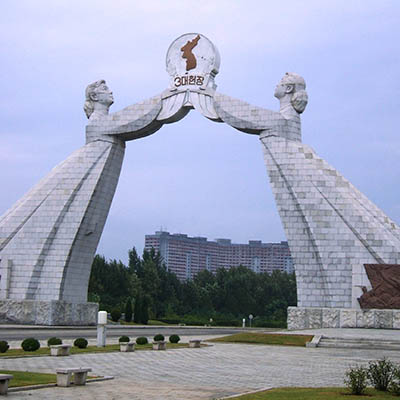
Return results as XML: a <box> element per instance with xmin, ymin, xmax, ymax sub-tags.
<box><xmin>0</xmin><ymin>300</ymin><xmax>98</xmax><ymax>325</ymax></box>
<box><xmin>288</xmin><ymin>306</ymin><xmax>400</xmax><ymax>330</ymax></box>
<box><xmin>152</xmin><ymin>341</ymin><xmax>167</xmax><ymax>350</ymax></box>
<box><xmin>50</xmin><ymin>344</ymin><xmax>72</xmax><ymax>356</ymax></box>
<box><xmin>97</xmin><ymin>324</ymin><xmax>107</xmax><ymax>346</ymax></box>
<box><xmin>120</xmin><ymin>342</ymin><xmax>135</xmax><ymax>352</ymax></box>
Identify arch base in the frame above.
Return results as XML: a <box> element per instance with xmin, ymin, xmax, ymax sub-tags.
<box><xmin>0</xmin><ymin>299</ymin><xmax>98</xmax><ymax>326</ymax></box>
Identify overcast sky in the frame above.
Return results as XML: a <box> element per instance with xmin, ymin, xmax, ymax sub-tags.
<box><xmin>1</xmin><ymin>1</ymin><xmax>399</xmax><ymax>263</ymax></box>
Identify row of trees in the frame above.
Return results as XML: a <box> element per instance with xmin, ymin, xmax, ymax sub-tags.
<box><xmin>88</xmin><ymin>247</ymin><xmax>297</xmax><ymax>327</ymax></box>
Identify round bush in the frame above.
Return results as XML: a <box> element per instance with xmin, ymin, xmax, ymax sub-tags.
<box><xmin>110</xmin><ymin>308</ymin><xmax>122</xmax><ymax>322</ymax></box>
<box><xmin>119</xmin><ymin>335</ymin><xmax>130</xmax><ymax>343</ymax></box>
<box><xmin>73</xmin><ymin>337</ymin><xmax>88</xmax><ymax>349</ymax></box>
<box><xmin>169</xmin><ymin>334</ymin><xmax>180</xmax><ymax>344</ymax></box>
<box><xmin>21</xmin><ymin>337</ymin><xmax>40</xmax><ymax>352</ymax></box>
<box><xmin>153</xmin><ymin>334</ymin><xmax>165</xmax><ymax>342</ymax></box>
<box><xmin>0</xmin><ymin>340</ymin><xmax>9</xmax><ymax>353</ymax></box>
<box><xmin>136</xmin><ymin>336</ymin><xmax>148</xmax><ymax>345</ymax></box>
<box><xmin>47</xmin><ymin>337</ymin><xmax>62</xmax><ymax>347</ymax></box>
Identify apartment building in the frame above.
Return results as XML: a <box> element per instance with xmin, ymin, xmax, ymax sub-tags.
<box><xmin>144</xmin><ymin>231</ymin><xmax>293</xmax><ymax>280</ymax></box>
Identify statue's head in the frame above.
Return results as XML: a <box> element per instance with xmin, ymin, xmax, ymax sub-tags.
<box><xmin>274</xmin><ymin>72</ymin><xmax>308</xmax><ymax>114</ymax></box>
<box><xmin>84</xmin><ymin>80</ymin><xmax>114</xmax><ymax>118</ymax></box>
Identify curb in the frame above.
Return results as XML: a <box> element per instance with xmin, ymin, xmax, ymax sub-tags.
<box><xmin>216</xmin><ymin>386</ymin><xmax>272</xmax><ymax>399</ymax></box>
<box><xmin>306</xmin><ymin>334</ymin><xmax>322</xmax><ymax>348</ymax></box>
<box><xmin>8</xmin><ymin>375</ymin><xmax>114</xmax><ymax>392</ymax></box>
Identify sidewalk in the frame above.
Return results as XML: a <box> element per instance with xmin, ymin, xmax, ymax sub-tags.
<box><xmin>1</xmin><ymin>329</ymin><xmax>400</xmax><ymax>399</ymax></box>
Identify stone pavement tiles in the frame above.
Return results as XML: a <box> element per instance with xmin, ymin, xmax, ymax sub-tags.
<box><xmin>2</xmin><ymin>342</ymin><xmax>400</xmax><ymax>399</ymax></box>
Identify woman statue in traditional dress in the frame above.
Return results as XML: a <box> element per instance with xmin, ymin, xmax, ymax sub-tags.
<box><xmin>0</xmin><ymin>80</ymin><xmax>166</xmax><ymax>321</ymax></box>
<box><xmin>213</xmin><ymin>73</ymin><xmax>400</xmax><ymax>311</ymax></box>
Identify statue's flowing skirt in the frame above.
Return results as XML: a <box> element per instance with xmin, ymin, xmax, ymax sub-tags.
<box><xmin>260</xmin><ymin>135</ymin><xmax>400</xmax><ymax>308</ymax></box>
<box><xmin>0</xmin><ymin>140</ymin><xmax>125</xmax><ymax>302</ymax></box>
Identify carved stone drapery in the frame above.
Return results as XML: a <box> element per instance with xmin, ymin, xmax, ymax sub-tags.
<box><xmin>358</xmin><ymin>264</ymin><xmax>400</xmax><ymax>309</ymax></box>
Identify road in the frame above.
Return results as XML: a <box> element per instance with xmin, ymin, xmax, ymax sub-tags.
<box><xmin>0</xmin><ymin>325</ymin><xmax>246</xmax><ymax>341</ymax></box>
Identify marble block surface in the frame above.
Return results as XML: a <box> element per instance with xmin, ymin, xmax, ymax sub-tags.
<box><xmin>0</xmin><ymin>300</ymin><xmax>98</xmax><ymax>325</ymax></box>
<box><xmin>288</xmin><ymin>306</ymin><xmax>400</xmax><ymax>330</ymax></box>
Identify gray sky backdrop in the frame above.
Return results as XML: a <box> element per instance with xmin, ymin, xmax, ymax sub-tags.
<box><xmin>1</xmin><ymin>1</ymin><xmax>399</xmax><ymax>263</ymax></box>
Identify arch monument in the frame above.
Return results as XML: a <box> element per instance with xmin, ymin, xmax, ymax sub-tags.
<box><xmin>1</xmin><ymin>33</ymin><xmax>399</xmax><ymax>326</ymax></box>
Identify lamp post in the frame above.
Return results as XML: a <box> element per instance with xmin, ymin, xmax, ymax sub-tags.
<box><xmin>97</xmin><ymin>311</ymin><xmax>107</xmax><ymax>347</ymax></box>
<box><xmin>249</xmin><ymin>314</ymin><xmax>253</xmax><ymax>328</ymax></box>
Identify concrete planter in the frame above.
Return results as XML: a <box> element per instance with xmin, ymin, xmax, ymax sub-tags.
<box><xmin>189</xmin><ymin>340</ymin><xmax>201</xmax><ymax>348</ymax></box>
<box><xmin>120</xmin><ymin>342</ymin><xmax>135</xmax><ymax>352</ymax></box>
<box><xmin>152</xmin><ymin>341</ymin><xmax>167</xmax><ymax>350</ymax></box>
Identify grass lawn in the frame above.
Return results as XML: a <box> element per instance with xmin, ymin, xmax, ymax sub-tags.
<box><xmin>0</xmin><ymin>370</ymin><xmax>56</xmax><ymax>387</ymax></box>
<box><xmin>117</xmin><ymin>319</ymin><xmax>170</xmax><ymax>325</ymax></box>
<box><xmin>0</xmin><ymin>342</ymin><xmax>189</xmax><ymax>357</ymax></box>
<box><xmin>209</xmin><ymin>332</ymin><xmax>313</xmax><ymax>347</ymax></box>
<box><xmin>234</xmin><ymin>387</ymin><xmax>396</xmax><ymax>399</ymax></box>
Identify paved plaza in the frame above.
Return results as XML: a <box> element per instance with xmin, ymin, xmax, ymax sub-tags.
<box><xmin>2</xmin><ymin>329</ymin><xmax>400</xmax><ymax>399</ymax></box>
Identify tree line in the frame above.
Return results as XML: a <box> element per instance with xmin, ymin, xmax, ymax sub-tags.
<box><xmin>88</xmin><ymin>247</ymin><xmax>297</xmax><ymax>327</ymax></box>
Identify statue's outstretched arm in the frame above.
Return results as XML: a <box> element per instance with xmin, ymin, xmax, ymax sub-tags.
<box><xmin>105</xmin><ymin>94</ymin><xmax>164</xmax><ymax>141</ymax></box>
<box><xmin>213</xmin><ymin>92</ymin><xmax>285</xmax><ymax>135</ymax></box>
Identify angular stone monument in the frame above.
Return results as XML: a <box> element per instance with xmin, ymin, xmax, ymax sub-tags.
<box><xmin>1</xmin><ymin>32</ymin><xmax>399</xmax><ymax>327</ymax></box>
<box><xmin>0</xmin><ymin>33</ymin><xmax>220</xmax><ymax>325</ymax></box>
<box><xmin>210</xmin><ymin>73</ymin><xmax>400</xmax><ymax>329</ymax></box>
<box><xmin>0</xmin><ymin>81</ymin><xmax>166</xmax><ymax>324</ymax></box>
<box><xmin>164</xmin><ymin>36</ymin><xmax>400</xmax><ymax>329</ymax></box>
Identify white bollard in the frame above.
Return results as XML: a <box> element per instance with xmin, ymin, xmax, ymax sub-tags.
<box><xmin>97</xmin><ymin>311</ymin><xmax>107</xmax><ymax>347</ymax></box>
<box><xmin>242</xmin><ymin>318</ymin><xmax>245</xmax><ymax>328</ymax></box>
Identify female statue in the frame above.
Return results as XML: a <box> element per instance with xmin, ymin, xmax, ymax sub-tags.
<box><xmin>0</xmin><ymin>80</ymin><xmax>165</xmax><ymax>318</ymax></box>
<box><xmin>213</xmin><ymin>73</ymin><xmax>400</xmax><ymax>310</ymax></box>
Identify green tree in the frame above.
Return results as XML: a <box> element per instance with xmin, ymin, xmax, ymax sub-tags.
<box><xmin>88</xmin><ymin>255</ymin><xmax>107</xmax><ymax>299</ymax></box>
<box><xmin>133</xmin><ymin>295</ymin><xmax>142</xmax><ymax>323</ymax></box>
<box><xmin>221</xmin><ymin>266</ymin><xmax>258</xmax><ymax>315</ymax></box>
<box><xmin>194</xmin><ymin>269</ymin><xmax>215</xmax><ymax>287</ymax></box>
<box><xmin>128</xmin><ymin>247</ymin><xmax>142</xmax><ymax>277</ymax></box>
<box><xmin>89</xmin><ymin>246</ymin><xmax>297</xmax><ymax>327</ymax></box>
<box><xmin>141</xmin><ymin>296</ymin><xmax>149</xmax><ymax>324</ymax></box>
<box><xmin>125</xmin><ymin>297</ymin><xmax>133</xmax><ymax>322</ymax></box>
<box><xmin>141</xmin><ymin>251</ymin><xmax>161</xmax><ymax>316</ymax></box>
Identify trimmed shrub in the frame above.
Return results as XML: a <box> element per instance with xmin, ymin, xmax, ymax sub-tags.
<box><xmin>0</xmin><ymin>340</ymin><xmax>9</xmax><ymax>353</ymax></box>
<box><xmin>110</xmin><ymin>308</ymin><xmax>122</xmax><ymax>322</ymax></box>
<box><xmin>73</xmin><ymin>337</ymin><xmax>88</xmax><ymax>349</ymax></box>
<box><xmin>158</xmin><ymin>317</ymin><xmax>180</xmax><ymax>325</ymax></box>
<box><xmin>153</xmin><ymin>334</ymin><xmax>165</xmax><ymax>342</ymax></box>
<box><xmin>344</xmin><ymin>365</ymin><xmax>368</xmax><ymax>395</ymax></box>
<box><xmin>119</xmin><ymin>335</ymin><xmax>130</xmax><ymax>343</ymax></box>
<box><xmin>136</xmin><ymin>336</ymin><xmax>148</xmax><ymax>345</ymax></box>
<box><xmin>252</xmin><ymin>317</ymin><xmax>286</xmax><ymax>329</ymax></box>
<box><xmin>21</xmin><ymin>337</ymin><xmax>40</xmax><ymax>352</ymax></box>
<box><xmin>368</xmin><ymin>358</ymin><xmax>396</xmax><ymax>391</ymax></box>
<box><xmin>47</xmin><ymin>337</ymin><xmax>62</xmax><ymax>347</ymax></box>
<box><xmin>169</xmin><ymin>334</ymin><xmax>180</xmax><ymax>344</ymax></box>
